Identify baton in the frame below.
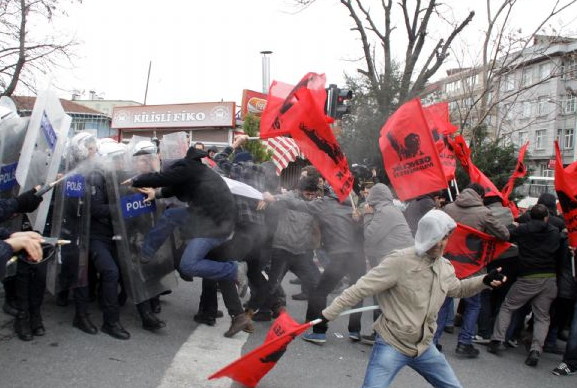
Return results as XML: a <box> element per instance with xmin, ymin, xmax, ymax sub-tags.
<box><xmin>6</xmin><ymin>238</ymin><xmax>71</xmax><ymax>267</ymax></box>
<box><xmin>35</xmin><ymin>176</ymin><xmax>66</xmax><ymax>197</ymax></box>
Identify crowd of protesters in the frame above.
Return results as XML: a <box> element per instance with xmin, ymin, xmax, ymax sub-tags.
<box><xmin>1</xmin><ymin>131</ymin><xmax>576</xmax><ymax>388</ymax></box>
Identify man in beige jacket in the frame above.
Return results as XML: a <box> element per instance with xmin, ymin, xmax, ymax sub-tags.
<box><xmin>321</xmin><ymin>210</ymin><xmax>507</xmax><ymax>388</ymax></box>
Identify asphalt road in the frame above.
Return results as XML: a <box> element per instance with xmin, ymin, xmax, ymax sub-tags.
<box><xmin>0</xmin><ymin>276</ymin><xmax>575</xmax><ymax>388</ymax></box>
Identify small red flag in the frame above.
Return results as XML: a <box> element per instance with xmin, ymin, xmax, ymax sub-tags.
<box><xmin>288</xmin><ymin>88</ymin><xmax>354</xmax><ymax>202</ymax></box>
<box><xmin>423</xmin><ymin>103</ymin><xmax>457</xmax><ymax>180</ymax></box>
<box><xmin>379</xmin><ymin>99</ymin><xmax>448</xmax><ymax>201</ymax></box>
<box><xmin>444</xmin><ymin>223</ymin><xmax>512</xmax><ymax>279</ymax></box>
<box><xmin>500</xmin><ymin>142</ymin><xmax>529</xmax><ymax>218</ymax></box>
<box><xmin>259</xmin><ymin>73</ymin><xmax>327</xmax><ymax>139</ymax></box>
<box><xmin>554</xmin><ymin>141</ymin><xmax>577</xmax><ymax>246</ymax></box>
<box><xmin>208</xmin><ymin>311</ymin><xmax>312</xmax><ymax>387</ymax></box>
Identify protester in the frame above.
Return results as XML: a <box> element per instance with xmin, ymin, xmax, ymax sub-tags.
<box><xmin>320</xmin><ymin>209</ymin><xmax>506</xmax><ymax>388</ymax></box>
<box><xmin>404</xmin><ymin>191</ymin><xmax>443</xmax><ymax>236</ymax></box>
<box><xmin>488</xmin><ymin>204</ymin><xmax>562</xmax><ymax>367</ymax></box>
<box><xmin>436</xmin><ymin>184</ymin><xmax>510</xmax><ymax>358</ymax></box>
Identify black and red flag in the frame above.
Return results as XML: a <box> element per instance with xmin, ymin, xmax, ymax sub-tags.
<box><xmin>500</xmin><ymin>142</ymin><xmax>529</xmax><ymax>218</ymax></box>
<box><xmin>288</xmin><ymin>88</ymin><xmax>353</xmax><ymax>201</ymax></box>
<box><xmin>259</xmin><ymin>72</ymin><xmax>327</xmax><ymax>139</ymax></box>
<box><xmin>423</xmin><ymin>103</ymin><xmax>458</xmax><ymax>181</ymax></box>
<box><xmin>209</xmin><ymin>311</ymin><xmax>314</xmax><ymax>387</ymax></box>
<box><xmin>554</xmin><ymin>141</ymin><xmax>577</xmax><ymax>246</ymax></box>
<box><xmin>379</xmin><ymin>99</ymin><xmax>448</xmax><ymax>201</ymax></box>
<box><xmin>444</xmin><ymin>223</ymin><xmax>512</xmax><ymax>279</ymax></box>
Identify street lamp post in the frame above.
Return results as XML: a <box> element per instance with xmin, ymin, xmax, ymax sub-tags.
<box><xmin>260</xmin><ymin>50</ymin><xmax>273</xmax><ymax>94</ymax></box>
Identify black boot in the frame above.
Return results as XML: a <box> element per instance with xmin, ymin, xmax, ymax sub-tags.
<box><xmin>525</xmin><ymin>350</ymin><xmax>540</xmax><ymax>367</ymax></box>
<box><xmin>101</xmin><ymin>321</ymin><xmax>130</xmax><ymax>340</ymax></box>
<box><xmin>150</xmin><ymin>297</ymin><xmax>161</xmax><ymax>314</ymax></box>
<box><xmin>2</xmin><ymin>298</ymin><xmax>19</xmax><ymax>317</ymax></box>
<box><xmin>73</xmin><ymin>314</ymin><xmax>98</xmax><ymax>335</ymax></box>
<box><xmin>455</xmin><ymin>343</ymin><xmax>480</xmax><ymax>358</ymax></box>
<box><xmin>141</xmin><ymin>311</ymin><xmax>166</xmax><ymax>331</ymax></box>
<box><xmin>30</xmin><ymin>314</ymin><xmax>45</xmax><ymax>336</ymax></box>
<box><xmin>14</xmin><ymin>312</ymin><xmax>33</xmax><ymax>341</ymax></box>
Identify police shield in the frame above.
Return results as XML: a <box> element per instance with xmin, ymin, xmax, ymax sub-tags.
<box><xmin>159</xmin><ymin>131</ymin><xmax>188</xmax><ymax>164</ymax></box>
<box><xmin>15</xmin><ymin>89</ymin><xmax>70</xmax><ymax>233</ymax></box>
<box><xmin>46</xmin><ymin>135</ymin><xmax>96</xmax><ymax>295</ymax></box>
<box><xmin>106</xmin><ymin>148</ymin><xmax>177</xmax><ymax>304</ymax></box>
<box><xmin>0</xmin><ymin>97</ymin><xmax>28</xmax><ymax>230</ymax></box>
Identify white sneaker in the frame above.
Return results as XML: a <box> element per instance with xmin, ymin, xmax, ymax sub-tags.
<box><xmin>472</xmin><ymin>335</ymin><xmax>490</xmax><ymax>344</ymax></box>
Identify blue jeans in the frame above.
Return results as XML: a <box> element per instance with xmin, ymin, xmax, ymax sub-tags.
<box><xmin>564</xmin><ymin>297</ymin><xmax>577</xmax><ymax>367</ymax></box>
<box><xmin>142</xmin><ymin>207</ymin><xmax>189</xmax><ymax>259</ymax></box>
<box><xmin>363</xmin><ymin>335</ymin><xmax>463</xmax><ymax>388</ymax></box>
<box><xmin>179</xmin><ymin>237</ymin><xmax>237</xmax><ymax>281</ymax></box>
<box><xmin>458</xmin><ymin>294</ymin><xmax>481</xmax><ymax>345</ymax></box>
<box><xmin>434</xmin><ymin>297</ymin><xmax>453</xmax><ymax>345</ymax></box>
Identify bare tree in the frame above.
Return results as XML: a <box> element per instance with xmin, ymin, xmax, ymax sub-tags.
<box><xmin>295</xmin><ymin>0</ymin><xmax>475</xmax><ymax>119</ymax></box>
<box><xmin>0</xmin><ymin>0</ymin><xmax>79</xmax><ymax>96</ymax></box>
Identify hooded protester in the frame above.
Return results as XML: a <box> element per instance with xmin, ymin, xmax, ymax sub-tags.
<box><xmin>404</xmin><ymin>191</ymin><xmax>443</xmax><ymax>236</ymax></box>
<box><xmin>361</xmin><ymin>183</ymin><xmax>414</xmax><ymax>343</ymax></box>
<box><xmin>320</xmin><ymin>209</ymin><xmax>507</xmax><ymax>388</ymax></box>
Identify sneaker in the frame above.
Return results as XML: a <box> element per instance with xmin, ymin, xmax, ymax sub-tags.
<box><xmin>235</xmin><ymin>262</ymin><xmax>249</xmax><ymax>298</ymax></box>
<box><xmin>302</xmin><ymin>332</ymin><xmax>326</xmax><ymax>344</ymax></box>
<box><xmin>455</xmin><ymin>343</ymin><xmax>480</xmax><ymax>358</ymax></box>
<box><xmin>506</xmin><ymin>339</ymin><xmax>519</xmax><ymax>348</ymax></box>
<box><xmin>525</xmin><ymin>350</ymin><xmax>540</xmax><ymax>367</ymax></box>
<box><xmin>472</xmin><ymin>335</ymin><xmax>491</xmax><ymax>344</ymax></box>
<box><xmin>488</xmin><ymin>340</ymin><xmax>507</xmax><ymax>355</ymax></box>
<box><xmin>349</xmin><ymin>331</ymin><xmax>361</xmax><ymax>342</ymax></box>
<box><xmin>361</xmin><ymin>332</ymin><xmax>376</xmax><ymax>345</ymax></box>
<box><xmin>552</xmin><ymin>362</ymin><xmax>577</xmax><ymax>376</ymax></box>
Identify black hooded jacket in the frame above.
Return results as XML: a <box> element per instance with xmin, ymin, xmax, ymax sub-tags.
<box><xmin>508</xmin><ymin>219</ymin><xmax>561</xmax><ymax>276</ymax></box>
<box><xmin>132</xmin><ymin>148</ymin><xmax>236</xmax><ymax>238</ymax></box>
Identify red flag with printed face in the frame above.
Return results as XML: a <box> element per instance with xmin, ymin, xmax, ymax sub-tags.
<box><xmin>379</xmin><ymin>99</ymin><xmax>448</xmax><ymax>201</ymax></box>
<box><xmin>423</xmin><ymin>103</ymin><xmax>457</xmax><ymax>180</ymax></box>
<box><xmin>288</xmin><ymin>88</ymin><xmax>354</xmax><ymax>201</ymax></box>
<box><xmin>444</xmin><ymin>223</ymin><xmax>512</xmax><ymax>279</ymax></box>
<box><xmin>259</xmin><ymin>73</ymin><xmax>327</xmax><ymax>139</ymax></box>
<box><xmin>554</xmin><ymin>141</ymin><xmax>577</xmax><ymax>246</ymax></box>
<box><xmin>208</xmin><ymin>311</ymin><xmax>312</xmax><ymax>387</ymax></box>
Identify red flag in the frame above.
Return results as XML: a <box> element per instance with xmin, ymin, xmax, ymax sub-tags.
<box><xmin>500</xmin><ymin>142</ymin><xmax>529</xmax><ymax>218</ymax></box>
<box><xmin>259</xmin><ymin>73</ymin><xmax>327</xmax><ymax>139</ymax></box>
<box><xmin>554</xmin><ymin>141</ymin><xmax>577</xmax><ymax>246</ymax></box>
<box><xmin>447</xmin><ymin>135</ymin><xmax>502</xmax><ymax>198</ymax></box>
<box><xmin>423</xmin><ymin>104</ymin><xmax>457</xmax><ymax>180</ymax></box>
<box><xmin>379</xmin><ymin>99</ymin><xmax>448</xmax><ymax>201</ymax></box>
<box><xmin>444</xmin><ymin>223</ymin><xmax>512</xmax><ymax>279</ymax></box>
<box><xmin>288</xmin><ymin>88</ymin><xmax>354</xmax><ymax>202</ymax></box>
<box><xmin>209</xmin><ymin>311</ymin><xmax>312</xmax><ymax>387</ymax></box>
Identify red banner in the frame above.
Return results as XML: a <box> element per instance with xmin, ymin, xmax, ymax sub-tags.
<box><xmin>554</xmin><ymin>141</ymin><xmax>577</xmax><ymax>246</ymax></box>
<box><xmin>444</xmin><ymin>223</ymin><xmax>512</xmax><ymax>279</ymax></box>
<box><xmin>500</xmin><ymin>142</ymin><xmax>529</xmax><ymax>218</ymax></box>
<box><xmin>423</xmin><ymin>103</ymin><xmax>457</xmax><ymax>180</ymax></box>
<box><xmin>289</xmin><ymin>88</ymin><xmax>354</xmax><ymax>202</ymax></box>
<box><xmin>259</xmin><ymin>73</ymin><xmax>327</xmax><ymax>139</ymax></box>
<box><xmin>209</xmin><ymin>311</ymin><xmax>311</xmax><ymax>388</ymax></box>
<box><xmin>379</xmin><ymin>99</ymin><xmax>447</xmax><ymax>201</ymax></box>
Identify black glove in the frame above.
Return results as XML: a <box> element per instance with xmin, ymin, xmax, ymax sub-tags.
<box><xmin>483</xmin><ymin>269</ymin><xmax>505</xmax><ymax>288</ymax></box>
<box><xmin>320</xmin><ymin>313</ymin><xmax>329</xmax><ymax>325</ymax></box>
<box><xmin>16</xmin><ymin>188</ymin><xmax>43</xmax><ymax>213</ymax></box>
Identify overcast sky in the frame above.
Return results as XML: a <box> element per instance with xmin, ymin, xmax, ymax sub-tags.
<box><xmin>41</xmin><ymin>0</ymin><xmax>577</xmax><ymax>106</ymax></box>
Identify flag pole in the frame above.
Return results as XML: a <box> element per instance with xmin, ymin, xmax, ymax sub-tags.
<box><xmin>246</xmin><ymin>137</ymin><xmax>260</xmax><ymax>140</ymax></box>
<box><xmin>453</xmin><ymin>178</ymin><xmax>460</xmax><ymax>194</ymax></box>
<box><xmin>349</xmin><ymin>193</ymin><xmax>357</xmax><ymax>212</ymax></box>
<box><xmin>337</xmin><ymin>305</ymin><xmax>379</xmax><ymax>316</ymax></box>
<box><xmin>447</xmin><ymin>185</ymin><xmax>453</xmax><ymax>202</ymax></box>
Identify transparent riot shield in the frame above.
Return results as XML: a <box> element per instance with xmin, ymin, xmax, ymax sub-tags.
<box><xmin>105</xmin><ymin>153</ymin><xmax>177</xmax><ymax>304</ymax></box>
<box><xmin>46</xmin><ymin>159</ymin><xmax>92</xmax><ymax>295</ymax></box>
<box><xmin>15</xmin><ymin>89</ymin><xmax>70</xmax><ymax>233</ymax></box>
<box><xmin>0</xmin><ymin>98</ymin><xmax>28</xmax><ymax>231</ymax></box>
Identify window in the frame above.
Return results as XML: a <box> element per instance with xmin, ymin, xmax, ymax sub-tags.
<box><xmin>463</xmin><ymin>97</ymin><xmax>473</xmax><ymax>108</ymax></box>
<box><xmin>557</xmin><ymin>129</ymin><xmax>564</xmax><ymax>148</ymax></box>
<box><xmin>463</xmin><ymin>75</ymin><xmax>478</xmax><ymax>89</ymax></box>
<box><xmin>535</xmin><ymin>129</ymin><xmax>545</xmax><ymax>149</ymax></box>
<box><xmin>504</xmin><ymin>74</ymin><xmax>515</xmax><ymax>91</ymax></box>
<box><xmin>563</xmin><ymin>92</ymin><xmax>577</xmax><ymax>114</ymax></box>
<box><xmin>562</xmin><ymin>58</ymin><xmax>577</xmax><ymax>79</ymax></box>
<box><xmin>539</xmin><ymin>63</ymin><xmax>550</xmax><ymax>81</ymax></box>
<box><xmin>520</xmin><ymin>101</ymin><xmax>531</xmax><ymax>118</ymax></box>
<box><xmin>537</xmin><ymin>96</ymin><xmax>548</xmax><ymax>116</ymax></box>
<box><xmin>566</xmin><ymin>128</ymin><xmax>574</xmax><ymax>149</ymax></box>
<box><xmin>503</xmin><ymin>103</ymin><xmax>513</xmax><ymax>121</ymax></box>
<box><xmin>518</xmin><ymin>131</ymin><xmax>528</xmax><ymax>145</ymax></box>
<box><xmin>449</xmin><ymin>100</ymin><xmax>458</xmax><ymax>111</ymax></box>
<box><xmin>445</xmin><ymin>81</ymin><xmax>459</xmax><ymax>94</ymax></box>
<box><xmin>521</xmin><ymin>68</ymin><xmax>533</xmax><ymax>87</ymax></box>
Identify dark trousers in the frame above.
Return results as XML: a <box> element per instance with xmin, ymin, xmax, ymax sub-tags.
<box><xmin>258</xmin><ymin>248</ymin><xmax>320</xmax><ymax>311</ymax></box>
<box><xmin>307</xmin><ymin>251</ymin><xmax>366</xmax><ymax>334</ymax></box>
<box><xmin>14</xmin><ymin>260</ymin><xmax>47</xmax><ymax>318</ymax></box>
<box><xmin>59</xmin><ymin>242</ymin><xmax>91</xmax><ymax>316</ymax></box>
<box><xmin>89</xmin><ymin>239</ymin><xmax>120</xmax><ymax>324</ymax></box>
<box><xmin>563</xmin><ymin>297</ymin><xmax>577</xmax><ymax>367</ymax></box>
<box><xmin>199</xmin><ymin>279</ymin><xmax>244</xmax><ymax>317</ymax></box>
